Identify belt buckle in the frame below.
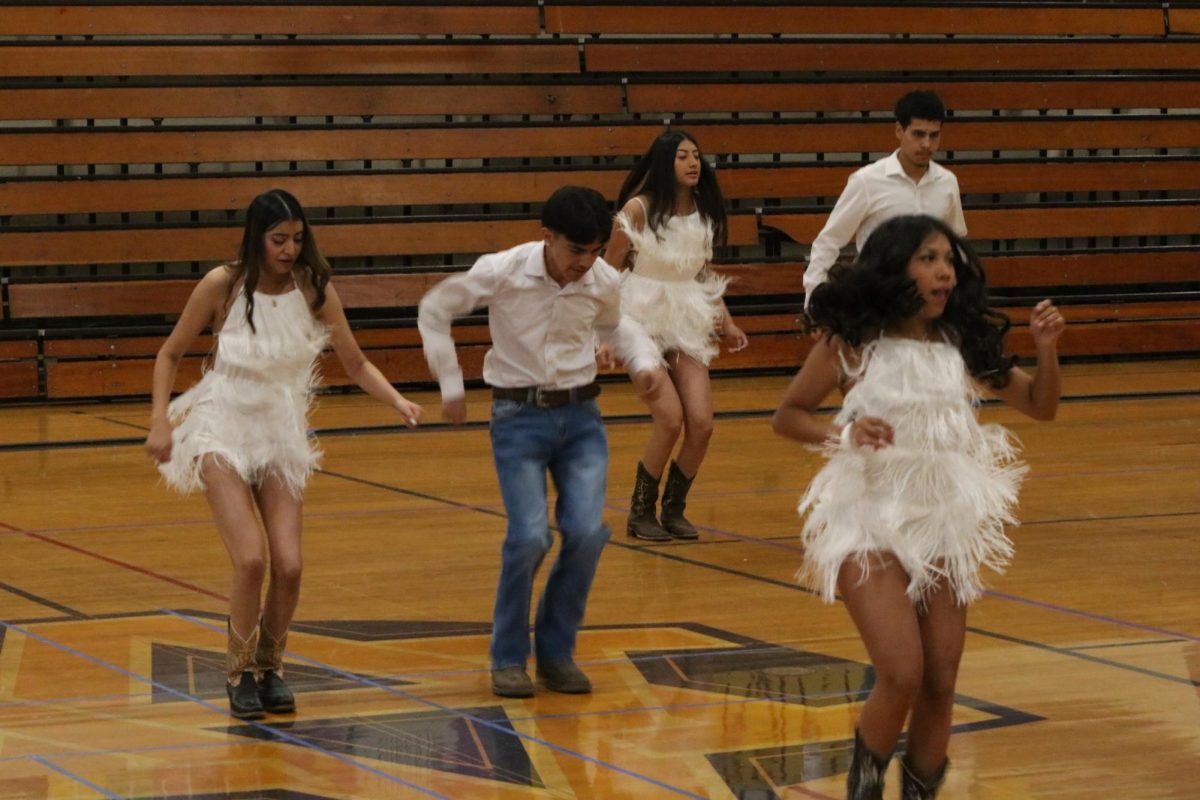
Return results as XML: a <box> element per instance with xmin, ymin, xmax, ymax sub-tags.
<box><xmin>533</xmin><ymin>387</ymin><xmax>552</xmax><ymax>408</ymax></box>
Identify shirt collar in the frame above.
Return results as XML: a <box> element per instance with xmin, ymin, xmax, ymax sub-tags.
<box><xmin>525</xmin><ymin>242</ymin><xmax>596</xmax><ymax>288</ymax></box>
<box><xmin>884</xmin><ymin>149</ymin><xmax>947</xmax><ymax>184</ymax></box>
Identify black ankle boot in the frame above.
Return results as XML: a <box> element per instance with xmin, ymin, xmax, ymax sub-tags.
<box><xmin>627</xmin><ymin>462</ymin><xmax>671</xmax><ymax>541</ymax></box>
<box><xmin>227</xmin><ymin>671</ymin><xmax>265</xmax><ymax>720</ymax></box>
<box><xmin>847</xmin><ymin>727</ymin><xmax>891</xmax><ymax>800</ymax></box>
<box><xmin>901</xmin><ymin>755</ymin><xmax>948</xmax><ymax>799</ymax></box>
<box><xmin>660</xmin><ymin>461</ymin><xmax>698</xmax><ymax>540</ymax></box>
<box><xmin>254</xmin><ymin>622</ymin><xmax>296</xmax><ymax>713</ymax></box>
<box><xmin>257</xmin><ymin>671</ymin><xmax>295</xmax><ymax>713</ymax></box>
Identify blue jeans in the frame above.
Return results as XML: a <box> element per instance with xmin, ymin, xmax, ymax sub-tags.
<box><xmin>488</xmin><ymin>397</ymin><xmax>611</xmax><ymax>669</ymax></box>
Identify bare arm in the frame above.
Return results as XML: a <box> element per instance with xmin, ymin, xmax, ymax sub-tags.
<box><xmin>144</xmin><ymin>267</ymin><xmax>230</xmax><ymax>463</ymax></box>
<box><xmin>602</xmin><ymin>197</ymin><xmax>645</xmax><ymax>273</ymax></box>
<box><xmin>715</xmin><ymin>296</ymin><xmax>748</xmax><ymax>352</ymax></box>
<box><xmin>772</xmin><ymin>337</ymin><xmax>894</xmax><ymax>448</ymax></box>
<box><xmin>318</xmin><ymin>282</ymin><xmax>423</xmax><ymax>426</ymax></box>
<box><xmin>772</xmin><ymin>337</ymin><xmax>845</xmax><ymax>444</ymax></box>
<box><xmin>989</xmin><ymin>299</ymin><xmax>1065</xmax><ymax>421</ymax></box>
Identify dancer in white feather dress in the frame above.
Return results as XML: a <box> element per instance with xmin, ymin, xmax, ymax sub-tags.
<box><xmin>144</xmin><ymin>190</ymin><xmax>423</xmax><ymax>720</ymax></box>
<box><xmin>773</xmin><ymin>215</ymin><xmax>1064</xmax><ymax>799</ymax></box>
<box><xmin>604</xmin><ymin>130</ymin><xmax>748</xmax><ymax>543</ymax></box>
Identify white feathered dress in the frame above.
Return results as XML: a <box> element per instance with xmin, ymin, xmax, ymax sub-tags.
<box><xmin>616</xmin><ymin>202</ymin><xmax>728</xmax><ymax>365</ymax></box>
<box><xmin>798</xmin><ymin>336</ymin><xmax>1026</xmax><ymax>606</ymax></box>
<box><xmin>158</xmin><ymin>287</ymin><xmax>329</xmax><ymax>497</ymax></box>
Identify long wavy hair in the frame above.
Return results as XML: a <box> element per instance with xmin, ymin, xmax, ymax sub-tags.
<box><xmin>228</xmin><ymin>189</ymin><xmax>331</xmax><ymax>332</ymax></box>
<box><xmin>806</xmin><ymin>214</ymin><xmax>1015</xmax><ymax>388</ymax></box>
<box><xmin>616</xmin><ymin>129</ymin><xmax>728</xmax><ymax>247</ymax></box>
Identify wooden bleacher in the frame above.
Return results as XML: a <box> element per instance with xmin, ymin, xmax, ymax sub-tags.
<box><xmin>1</xmin><ymin>1</ymin><xmax>1198</xmax><ymax>401</ymax></box>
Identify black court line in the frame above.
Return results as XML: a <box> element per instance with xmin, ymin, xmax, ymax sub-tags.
<box><xmin>621</xmin><ymin>506</ymin><xmax>1200</xmax><ymax>547</ymax></box>
<box><xmin>0</xmin><ymin>582</ymin><xmax>86</xmax><ymax>620</ymax></box>
<box><xmin>0</xmin><ymin>435</ymin><xmax>145</xmax><ymax>453</ymax></box>
<box><xmin>2</xmin><ymin>383</ymin><xmax>1198</xmax><ymax>453</ymax></box>
<box><xmin>1019</xmin><ymin>509</ymin><xmax>1200</xmax><ymax>527</ymax></box>
<box><xmin>91</xmin><ymin>414</ymin><xmax>158</xmax><ymax>435</ymax></box>
<box><xmin>1070</xmin><ymin>638</ymin><xmax>1183</xmax><ymax>651</ymax></box>
<box><xmin>319</xmin><ymin>468</ymin><xmax>1200</xmax><ymax>691</ymax></box>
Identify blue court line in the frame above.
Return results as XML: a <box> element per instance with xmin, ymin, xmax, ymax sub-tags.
<box><xmin>167</xmin><ymin>609</ymin><xmax>708</xmax><ymax>800</ymax></box>
<box><xmin>398</xmin><ymin>471</ymin><xmax>1200</xmax><ymax>687</ymax></box>
<box><xmin>605</xmin><ymin>501</ymin><xmax>1200</xmax><ymax>646</ymax></box>
<box><xmin>0</xmin><ymin>621</ymin><xmax>450</xmax><ymax>800</ymax></box>
<box><xmin>0</xmin><ymin>639</ymin><xmax>816</xmax><ymax>709</ymax></box>
<box><xmin>983</xmin><ymin>590</ymin><xmax>1200</xmax><ymax>644</ymax></box>
<box><xmin>319</xmin><ymin>467</ymin><xmax>1200</xmax><ymax>685</ymax></box>
<box><xmin>968</xmin><ymin>626</ymin><xmax>1199</xmax><ymax>688</ymax></box>
<box><xmin>30</xmin><ymin>755</ymin><xmax>123</xmax><ymax>799</ymax></box>
<box><xmin>0</xmin><ymin>692</ymin><xmax>139</xmax><ymax>709</ymax></box>
<box><xmin>0</xmin><ymin>740</ymin><xmax>231</xmax><ymax>765</ymax></box>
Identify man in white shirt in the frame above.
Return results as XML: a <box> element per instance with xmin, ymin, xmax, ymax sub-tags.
<box><xmin>418</xmin><ymin>186</ymin><xmax>665</xmax><ymax>699</ymax></box>
<box><xmin>804</xmin><ymin>91</ymin><xmax>967</xmax><ymax>304</ymax></box>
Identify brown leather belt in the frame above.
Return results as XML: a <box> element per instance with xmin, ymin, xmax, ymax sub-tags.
<box><xmin>491</xmin><ymin>382</ymin><xmax>601</xmax><ymax>409</ymax></box>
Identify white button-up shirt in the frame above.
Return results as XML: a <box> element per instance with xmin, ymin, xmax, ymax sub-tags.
<box><xmin>418</xmin><ymin>240</ymin><xmax>661</xmax><ymax>401</ymax></box>
<box><xmin>805</xmin><ymin>151</ymin><xmax>967</xmax><ymax>301</ymax></box>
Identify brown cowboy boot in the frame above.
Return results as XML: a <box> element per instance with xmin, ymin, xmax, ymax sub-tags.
<box><xmin>660</xmin><ymin>461</ymin><xmax>699</xmax><ymax>540</ymax></box>
<box><xmin>627</xmin><ymin>462</ymin><xmax>671</xmax><ymax>541</ymax></box>
<box><xmin>226</xmin><ymin>621</ymin><xmax>264</xmax><ymax>720</ymax></box>
<box><xmin>901</xmin><ymin>755</ymin><xmax>948</xmax><ymax>799</ymax></box>
<box><xmin>254</xmin><ymin>620</ymin><xmax>296</xmax><ymax>713</ymax></box>
<box><xmin>847</xmin><ymin>727</ymin><xmax>891</xmax><ymax>800</ymax></box>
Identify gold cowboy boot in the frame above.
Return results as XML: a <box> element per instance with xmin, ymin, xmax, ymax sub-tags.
<box><xmin>226</xmin><ymin>621</ymin><xmax>264</xmax><ymax>720</ymax></box>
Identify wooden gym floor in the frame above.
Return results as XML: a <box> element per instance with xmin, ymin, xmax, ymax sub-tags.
<box><xmin>0</xmin><ymin>362</ymin><xmax>1196</xmax><ymax>798</ymax></box>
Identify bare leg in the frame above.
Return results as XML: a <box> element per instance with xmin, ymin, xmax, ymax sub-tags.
<box><xmin>254</xmin><ymin>471</ymin><xmax>304</xmax><ymax>639</ymax></box>
<box><xmin>906</xmin><ymin>577</ymin><xmax>968</xmax><ymax>778</ymax></box>
<box><xmin>667</xmin><ymin>352</ymin><xmax>713</xmax><ymax>476</ymax></box>
<box><xmin>838</xmin><ymin>553</ymin><xmax>924</xmax><ymax>758</ymax></box>
<box><xmin>200</xmin><ymin>456</ymin><xmax>266</xmax><ymax>642</ymax></box>
<box><xmin>639</xmin><ymin>366</ymin><xmax>683</xmax><ymax>479</ymax></box>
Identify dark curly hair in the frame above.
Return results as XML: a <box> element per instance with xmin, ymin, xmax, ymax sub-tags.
<box><xmin>805</xmin><ymin>214</ymin><xmax>1015</xmax><ymax>388</ymax></box>
<box><xmin>617</xmin><ymin>129</ymin><xmax>728</xmax><ymax>247</ymax></box>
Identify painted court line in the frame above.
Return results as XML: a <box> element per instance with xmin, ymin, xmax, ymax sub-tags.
<box><xmin>0</xmin><ymin>621</ymin><xmax>451</xmax><ymax>799</ymax></box>
<box><xmin>31</xmin><ymin>755</ymin><xmax>123</xmax><ymax>799</ymax></box>
<box><xmin>0</xmin><ymin>738</ymin><xmax>232</xmax><ymax>766</ymax></box>
<box><xmin>0</xmin><ymin>521</ymin><xmax>226</xmax><ymax>603</ymax></box>
<box><xmin>168</xmin><ymin>609</ymin><xmax>708</xmax><ymax>800</ymax></box>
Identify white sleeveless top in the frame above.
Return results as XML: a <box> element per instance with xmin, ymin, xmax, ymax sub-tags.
<box><xmin>797</xmin><ymin>336</ymin><xmax>1026</xmax><ymax>606</ymax></box>
<box><xmin>158</xmin><ymin>286</ymin><xmax>329</xmax><ymax>496</ymax></box>
<box><xmin>616</xmin><ymin>198</ymin><xmax>728</xmax><ymax>364</ymax></box>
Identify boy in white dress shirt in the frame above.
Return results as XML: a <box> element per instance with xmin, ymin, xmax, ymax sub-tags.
<box><xmin>418</xmin><ymin>186</ymin><xmax>665</xmax><ymax>698</ymax></box>
<box><xmin>805</xmin><ymin>90</ymin><xmax>967</xmax><ymax>305</ymax></box>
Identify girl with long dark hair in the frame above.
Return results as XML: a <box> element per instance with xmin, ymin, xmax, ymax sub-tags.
<box><xmin>773</xmin><ymin>215</ymin><xmax>1064</xmax><ymax>799</ymax></box>
<box><xmin>145</xmin><ymin>189</ymin><xmax>423</xmax><ymax>720</ymax></box>
<box><xmin>604</xmin><ymin>129</ymin><xmax>748</xmax><ymax>542</ymax></box>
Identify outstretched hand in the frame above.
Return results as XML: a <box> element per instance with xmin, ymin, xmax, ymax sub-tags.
<box><xmin>396</xmin><ymin>397</ymin><xmax>424</xmax><ymax>428</ymax></box>
<box><xmin>1029</xmin><ymin>299</ymin><xmax>1065</xmax><ymax>350</ymax></box>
